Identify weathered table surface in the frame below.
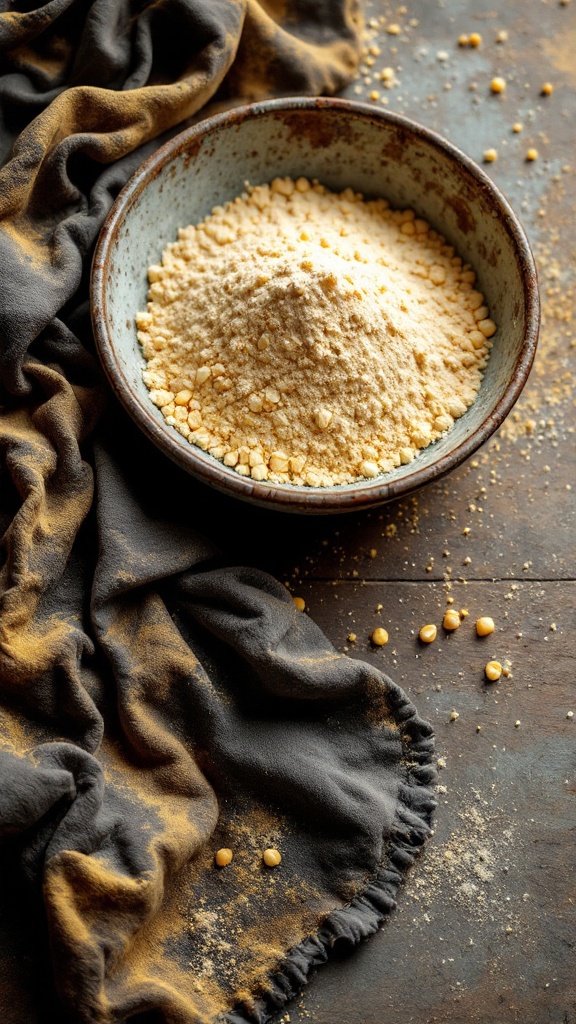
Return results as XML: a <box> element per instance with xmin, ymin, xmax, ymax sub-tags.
<box><xmin>194</xmin><ymin>1</ymin><xmax>576</xmax><ymax>1021</ymax></box>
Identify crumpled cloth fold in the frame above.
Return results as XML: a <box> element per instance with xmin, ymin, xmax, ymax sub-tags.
<box><xmin>0</xmin><ymin>3</ymin><xmax>436</xmax><ymax>1022</ymax></box>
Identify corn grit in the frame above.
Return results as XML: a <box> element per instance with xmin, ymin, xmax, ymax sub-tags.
<box><xmin>136</xmin><ymin>177</ymin><xmax>495</xmax><ymax>487</ymax></box>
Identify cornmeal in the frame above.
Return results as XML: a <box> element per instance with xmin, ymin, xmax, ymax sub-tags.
<box><xmin>136</xmin><ymin>177</ymin><xmax>495</xmax><ymax>487</ymax></box>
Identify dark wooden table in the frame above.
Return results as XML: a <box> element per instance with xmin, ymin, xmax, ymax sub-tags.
<box><xmin>195</xmin><ymin>2</ymin><xmax>575</xmax><ymax>1021</ymax></box>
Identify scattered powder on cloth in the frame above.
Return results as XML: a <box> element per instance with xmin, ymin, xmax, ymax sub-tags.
<box><xmin>136</xmin><ymin>177</ymin><xmax>496</xmax><ymax>487</ymax></box>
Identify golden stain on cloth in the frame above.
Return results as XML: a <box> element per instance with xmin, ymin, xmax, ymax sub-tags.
<box><xmin>40</xmin><ymin>798</ymin><xmax>344</xmax><ymax>1023</ymax></box>
<box><xmin>0</xmin><ymin>706</ymin><xmax>38</xmax><ymax>756</ymax></box>
<box><xmin>223</xmin><ymin>0</ymin><xmax>362</xmax><ymax>102</ymax></box>
<box><xmin>100</xmin><ymin>733</ymin><xmax>217</xmax><ymax>861</ymax></box>
<box><xmin>362</xmin><ymin>673</ymin><xmax>401</xmax><ymax>732</ymax></box>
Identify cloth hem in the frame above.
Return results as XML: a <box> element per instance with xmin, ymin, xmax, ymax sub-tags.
<box><xmin>221</xmin><ymin>675</ymin><xmax>437</xmax><ymax>1024</ymax></box>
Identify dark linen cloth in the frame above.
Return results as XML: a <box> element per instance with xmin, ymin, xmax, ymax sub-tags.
<box><xmin>0</xmin><ymin>3</ymin><xmax>437</xmax><ymax>1023</ymax></box>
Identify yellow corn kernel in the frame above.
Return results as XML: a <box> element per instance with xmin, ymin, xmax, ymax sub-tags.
<box><xmin>371</xmin><ymin>627</ymin><xmax>389</xmax><ymax>646</ymax></box>
<box><xmin>491</xmin><ymin>76</ymin><xmax>506</xmax><ymax>93</ymax></box>
<box><xmin>419</xmin><ymin>624</ymin><xmax>437</xmax><ymax>643</ymax></box>
<box><xmin>476</xmin><ymin>616</ymin><xmax>495</xmax><ymax>636</ymax></box>
<box><xmin>485</xmin><ymin>660</ymin><xmax>502</xmax><ymax>682</ymax></box>
<box><xmin>443</xmin><ymin>609</ymin><xmax>461</xmax><ymax>631</ymax></box>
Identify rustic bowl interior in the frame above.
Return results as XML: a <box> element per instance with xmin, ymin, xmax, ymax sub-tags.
<box><xmin>92</xmin><ymin>98</ymin><xmax>538</xmax><ymax>513</ymax></box>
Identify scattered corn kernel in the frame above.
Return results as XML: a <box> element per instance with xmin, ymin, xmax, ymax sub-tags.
<box><xmin>348</xmin><ymin>632</ymin><xmax>357</xmax><ymax>642</ymax></box>
<box><xmin>512</xmin><ymin>122</ymin><xmax>524</xmax><ymax>133</ymax></box>
<box><xmin>419</xmin><ymin>624</ymin><xmax>437</xmax><ymax>643</ymax></box>
<box><xmin>491</xmin><ymin>76</ymin><xmax>506</xmax><ymax>93</ymax></box>
<box><xmin>263</xmin><ymin>848</ymin><xmax>282</xmax><ymax>867</ymax></box>
<box><xmin>449</xmin><ymin>710</ymin><xmax>460</xmax><ymax>721</ymax></box>
<box><xmin>443</xmin><ymin>609</ymin><xmax>461</xmax><ymax>631</ymax></box>
<box><xmin>458</xmin><ymin>33</ymin><xmax>469</xmax><ymax>46</ymax></box>
<box><xmin>514</xmin><ymin>720</ymin><xmax>521</xmax><ymax>728</ymax></box>
<box><xmin>485</xmin><ymin>660</ymin><xmax>502</xmax><ymax>681</ymax></box>
<box><xmin>526</xmin><ymin>147</ymin><xmax>539</xmax><ymax>161</ymax></box>
<box><xmin>369</xmin><ymin>90</ymin><xmax>380</xmax><ymax>101</ymax></box>
<box><xmin>459</xmin><ymin>608</ymin><xmax>470</xmax><ymax>618</ymax></box>
<box><xmin>371</xmin><ymin>627</ymin><xmax>389</xmax><ymax>646</ymax></box>
<box><xmin>293</xmin><ymin>596</ymin><xmax>306</xmax><ymax>612</ymax></box>
<box><xmin>469</xmin><ymin>32</ymin><xmax>482</xmax><ymax>47</ymax></box>
<box><xmin>483</xmin><ymin>148</ymin><xmax>498</xmax><ymax>163</ymax></box>
<box><xmin>476</xmin><ymin>616</ymin><xmax>495</xmax><ymax>636</ymax></box>
<box><xmin>541</xmin><ymin>82</ymin><xmax>554</xmax><ymax>95</ymax></box>
<box><xmin>567</xmin><ymin>711</ymin><xmax>574</xmax><ymax>719</ymax></box>
<box><xmin>215</xmin><ymin>848</ymin><xmax>233</xmax><ymax>867</ymax></box>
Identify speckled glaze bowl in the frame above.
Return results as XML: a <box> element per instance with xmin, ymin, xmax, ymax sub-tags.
<box><xmin>91</xmin><ymin>97</ymin><xmax>539</xmax><ymax>514</ymax></box>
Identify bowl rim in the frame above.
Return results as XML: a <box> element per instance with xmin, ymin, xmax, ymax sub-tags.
<box><xmin>90</xmin><ymin>95</ymin><xmax>540</xmax><ymax>514</ymax></box>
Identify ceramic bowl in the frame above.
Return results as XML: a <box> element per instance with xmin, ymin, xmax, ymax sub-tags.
<box><xmin>91</xmin><ymin>97</ymin><xmax>539</xmax><ymax>514</ymax></box>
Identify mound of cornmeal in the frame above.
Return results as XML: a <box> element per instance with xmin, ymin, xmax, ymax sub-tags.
<box><xmin>136</xmin><ymin>177</ymin><xmax>495</xmax><ymax>487</ymax></box>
